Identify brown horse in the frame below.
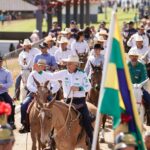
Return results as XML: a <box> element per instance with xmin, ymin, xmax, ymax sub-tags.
<box><xmin>29</xmin><ymin>78</ymin><xmax>52</xmax><ymax>150</ymax></box>
<box><xmin>39</xmin><ymin>100</ymin><xmax>100</xmax><ymax>150</ymax></box>
<box><xmin>87</xmin><ymin>62</ymin><xmax>102</xmax><ymax>106</ymax></box>
<box><xmin>86</xmin><ymin>62</ymin><xmax>108</xmax><ymax>142</ymax></box>
<box><xmin>76</xmin><ymin>50</ymin><xmax>88</xmax><ymax>70</ymax></box>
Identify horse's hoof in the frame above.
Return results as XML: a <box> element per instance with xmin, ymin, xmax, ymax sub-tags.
<box><xmin>99</xmin><ymin>138</ymin><xmax>105</xmax><ymax>143</ymax></box>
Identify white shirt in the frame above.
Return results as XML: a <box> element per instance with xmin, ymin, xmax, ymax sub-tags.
<box><xmin>47</xmin><ymin>46</ymin><xmax>59</xmax><ymax>56</ymax></box>
<box><xmin>27</xmin><ymin>71</ymin><xmax>60</xmax><ymax>94</ymax></box>
<box><xmin>71</xmin><ymin>40</ymin><xmax>90</xmax><ymax>55</ymax></box>
<box><xmin>51</xmin><ymin>70</ymin><xmax>91</xmax><ymax>98</ymax></box>
<box><xmin>127</xmin><ymin>33</ymin><xmax>149</xmax><ymax>48</ymax></box>
<box><xmin>54</xmin><ymin>47</ymin><xmax>73</xmax><ymax>64</ymax></box>
<box><xmin>18</xmin><ymin>48</ymin><xmax>41</xmax><ymax>69</ymax></box>
<box><xmin>84</xmin><ymin>54</ymin><xmax>104</xmax><ymax>78</ymax></box>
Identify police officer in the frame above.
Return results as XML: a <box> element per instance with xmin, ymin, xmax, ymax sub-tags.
<box><xmin>51</xmin><ymin>55</ymin><xmax>93</xmax><ymax>145</ymax></box>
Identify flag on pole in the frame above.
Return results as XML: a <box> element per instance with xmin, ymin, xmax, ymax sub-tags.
<box><xmin>99</xmin><ymin>13</ymin><xmax>146</xmax><ymax>150</ymax></box>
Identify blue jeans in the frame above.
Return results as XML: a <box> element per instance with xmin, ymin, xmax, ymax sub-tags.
<box><xmin>20</xmin><ymin>93</ymin><xmax>53</xmax><ymax>124</ymax></box>
<box><xmin>14</xmin><ymin>74</ymin><xmax>21</xmax><ymax>99</ymax></box>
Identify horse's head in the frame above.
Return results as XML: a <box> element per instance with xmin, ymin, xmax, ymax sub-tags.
<box><xmin>38</xmin><ymin>99</ymin><xmax>55</xmax><ymax>144</ymax></box>
<box><xmin>76</xmin><ymin>50</ymin><xmax>88</xmax><ymax>63</ymax></box>
<box><xmin>90</xmin><ymin>62</ymin><xmax>102</xmax><ymax>90</ymax></box>
<box><xmin>33</xmin><ymin>77</ymin><xmax>52</xmax><ymax>104</ymax></box>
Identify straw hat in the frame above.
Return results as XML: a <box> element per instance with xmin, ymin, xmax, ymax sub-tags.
<box><xmin>62</xmin><ymin>55</ymin><xmax>80</xmax><ymax>63</ymax></box>
<box><xmin>61</xmin><ymin>28</ymin><xmax>72</xmax><ymax>34</ymax></box>
<box><xmin>99</xmin><ymin>30</ymin><xmax>108</xmax><ymax>36</ymax></box>
<box><xmin>21</xmin><ymin>39</ymin><xmax>32</xmax><ymax>46</ymax></box>
<box><xmin>97</xmin><ymin>36</ymin><xmax>106</xmax><ymax>42</ymax></box>
<box><xmin>44</xmin><ymin>36</ymin><xmax>56</xmax><ymax>43</ymax></box>
<box><xmin>135</xmin><ymin>35</ymin><xmax>143</xmax><ymax>42</ymax></box>
<box><xmin>57</xmin><ymin>37</ymin><xmax>69</xmax><ymax>44</ymax></box>
<box><xmin>37</xmin><ymin>59</ymin><xmax>47</xmax><ymax>66</ymax></box>
<box><xmin>128</xmin><ymin>49</ymin><xmax>140</xmax><ymax>56</ymax></box>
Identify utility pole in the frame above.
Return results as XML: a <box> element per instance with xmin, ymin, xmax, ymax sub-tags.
<box><xmin>57</xmin><ymin>1</ymin><xmax>62</xmax><ymax>29</ymax></box>
<box><xmin>85</xmin><ymin>0</ymin><xmax>90</xmax><ymax>25</ymax></box>
<box><xmin>73</xmin><ymin>0</ymin><xmax>78</xmax><ymax>22</ymax></box>
<box><xmin>66</xmin><ymin>0</ymin><xmax>71</xmax><ymax>27</ymax></box>
<box><xmin>80</xmin><ymin>0</ymin><xmax>84</xmax><ymax>29</ymax></box>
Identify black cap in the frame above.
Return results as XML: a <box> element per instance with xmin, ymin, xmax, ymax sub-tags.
<box><xmin>39</xmin><ymin>42</ymin><xmax>48</xmax><ymax>49</ymax></box>
<box><xmin>128</xmin><ymin>21</ymin><xmax>134</xmax><ymax>25</ymax></box>
<box><xmin>94</xmin><ymin>44</ymin><xmax>103</xmax><ymax>50</ymax></box>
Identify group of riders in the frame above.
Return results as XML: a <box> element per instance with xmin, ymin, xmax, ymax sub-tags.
<box><xmin>0</xmin><ymin>18</ymin><xmax>150</xmax><ymax>149</ymax></box>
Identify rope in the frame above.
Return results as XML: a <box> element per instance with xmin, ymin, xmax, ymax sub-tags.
<box><xmin>26</xmin><ymin>132</ymin><xmax>28</xmax><ymax>150</ymax></box>
<box><xmin>52</xmin><ymin>89</ymin><xmax>74</xmax><ymax>138</ymax></box>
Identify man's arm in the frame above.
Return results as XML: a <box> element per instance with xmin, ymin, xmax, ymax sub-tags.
<box><xmin>1</xmin><ymin>72</ymin><xmax>13</xmax><ymax>89</ymax></box>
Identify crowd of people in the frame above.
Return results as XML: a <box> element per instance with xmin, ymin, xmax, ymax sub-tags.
<box><xmin>0</xmin><ymin>15</ymin><xmax>150</xmax><ymax>149</ymax></box>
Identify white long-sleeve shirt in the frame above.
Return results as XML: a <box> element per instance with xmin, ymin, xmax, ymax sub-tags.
<box><xmin>27</xmin><ymin>71</ymin><xmax>60</xmax><ymax>94</ymax></box>
<box><xmin>18</xmin><ymin>48</ymin><xmax>41</xmax><ymax>70</ymax></box>
<box><xmin>47</xmin><ymin>46</ymin><xmax>59</xmax><ymax>56</ymax></box>
<box><xmin>71</xmin><ymin>40</ymin><xmax>90</xmax><ymax>55</ymax></box>
<box><xmin>51</xmin><ymin>69</ymin><xmax>91</xmax><ymax>98</ymax></box>
<box><xmin>127</xmin><ymin>33</ymin><xmax>149</xmax><ymax>48</ymax></box>
<box><xmin>54</xmin><ymin>47</ymin><xmax>73</xmax><ymax>64</ymax></box>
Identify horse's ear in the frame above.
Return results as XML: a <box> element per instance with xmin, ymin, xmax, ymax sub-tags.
<box><xmin>47</xmin><ymin>98</ymin><xmax>55</xmax><ymax>108</ymax></box>
<box><xmin>44</xmin><ymin>81</ymin><xmax>49</xmax><ymax>88</ymax></box>
<box><xmin>33</xmin><ymin>76</ymin><xmax>40</xmax><ymax>87</ymax></box>
<box><xmin>90</xmin><ymin>62</ymin><xmax>94</xmax><ymax>70</ymax></box>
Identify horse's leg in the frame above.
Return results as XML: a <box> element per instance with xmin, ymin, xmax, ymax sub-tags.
<box><xmin>99</xmin><ymin>115</ymin><xmax>107</xmax><ymax>143</ymax></box>
<box><xmin>30</xmin><ymin>130</ymin><xmax>37</xmax><ymax>150</ymax></box>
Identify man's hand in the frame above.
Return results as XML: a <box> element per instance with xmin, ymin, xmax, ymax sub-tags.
<box><xmin>70</xmin><ymin>86</ymin><xmax>79</xmax><ymax>92</ymax></box>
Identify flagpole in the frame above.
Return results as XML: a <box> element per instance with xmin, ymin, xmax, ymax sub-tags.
<box><xmin>91</xmin><ymin>3</ymin><xmax>117</xmax><ymax>150</ymax></box>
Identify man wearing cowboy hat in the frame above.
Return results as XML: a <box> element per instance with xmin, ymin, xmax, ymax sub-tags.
<box><xmin>44</xmin><ymin>36</ymin><xmax>58</xmax><ymax>56</ymax></box>
<box><xmin>54</xmin><ymin>37</ymin><xmax>73</xmax><ymax>66</ymax></box>
<box><xmin>127</xmin><ymin>24</ymin><xmax>149</xmax><ymax>48</ymax></box>
<box><xmin>0</xmin><ymin>56</ymin><xmax>16</xmax><ymax>130</ymax></box>
<box><xmin>34</xmin><ymin>42</ymin><xmax>57</xmax><ymax>71</ymax></box>
<box><xmin>50</xmin><ymin>55</ymin><xmax>93</xmax><ymax>146</ymax></box>
<box><xmin>19</xmin><ymin>59</ymin><xmax>60</xmax><ymax>133</ymax></box>
<box><xmin>61</xmin><ymin>28</ymin><xmax>75</xmax><ymax>50</ymax></box>
<box><xmin>128</xmin><ymin>50</ymin><xmax>148</xmax><ymax>124</ymax></box>
<box><xmin>84</xmin><ymin>44</ymin><xmax>104</xmax><ymax>79</ymax></box>
<box><xmin>30</xmin><ymin>29</ymin><xmax>40</xmax><ymax>43</ymax></box>
<box><xmin>14</xmin><ymin>39</ymin><xmax>40</xmax><ymax>101</ymax></box>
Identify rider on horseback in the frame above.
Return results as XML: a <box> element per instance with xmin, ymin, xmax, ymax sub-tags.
<box><xmin>85</xmin><ymin>43</ymin><xmax>104</xmax><ymax>79</ymax></box>
<box><xmin>51</xmin><ymin>55</ymin><xmax>94</xmax><ymax>146</ymax></box>
<box><xmin>19</xmin><ymin>59</ymin><xmax>60</xmax><ymax>133</ymax></box>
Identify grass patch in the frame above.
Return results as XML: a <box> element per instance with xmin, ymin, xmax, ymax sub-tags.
<box><xmin>0</xmin><ymin>8</ymin><xmax>138</xmax><ymax>32</ymax></box>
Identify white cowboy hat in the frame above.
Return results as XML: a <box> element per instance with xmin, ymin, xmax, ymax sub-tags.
<box><xmin>37</xmin><ymin>59</ymin><xmax>47</xmax><ymax>66</ymax></box>
<box><xmin>62</xmin><ymin>55</ymin><xmax>80</xmax><ymax>63</ymax></box>
<box><xmin>57</xmin><ymin>37</ymin><xmax>69</xmax><ymax>44</ymax></box>
<box><xmin>21</xmin><ymin>39</ymin><xmax>32</xmax><ymax>46</ymax></box>
<box><xmin>61</xmin><ymin>28</ymin><xmax>72</xmax><ymax>34</ymax></box>
<box><xmin>97</xmin><ymin>36</ymin><xmax>106</xmax><ymax>42</ymax></box>
<box><xmin>99</xmin><ymin>30</ymin><xmax>108</xmax><ymax>36</ymax></box>
<box><xmin>128</xmin><ymin>49</ymin><xmax>140</xmax><ymax>56</ymax></box>
<box><xmin>44</xmin><ymin>36</ymin><xmax>56</xmax><ymax>42</ymax></box>
<box><xmin>135</xmin><ymin>35</ymin><xmax>143</xmax><ymax>42</ymax></box>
